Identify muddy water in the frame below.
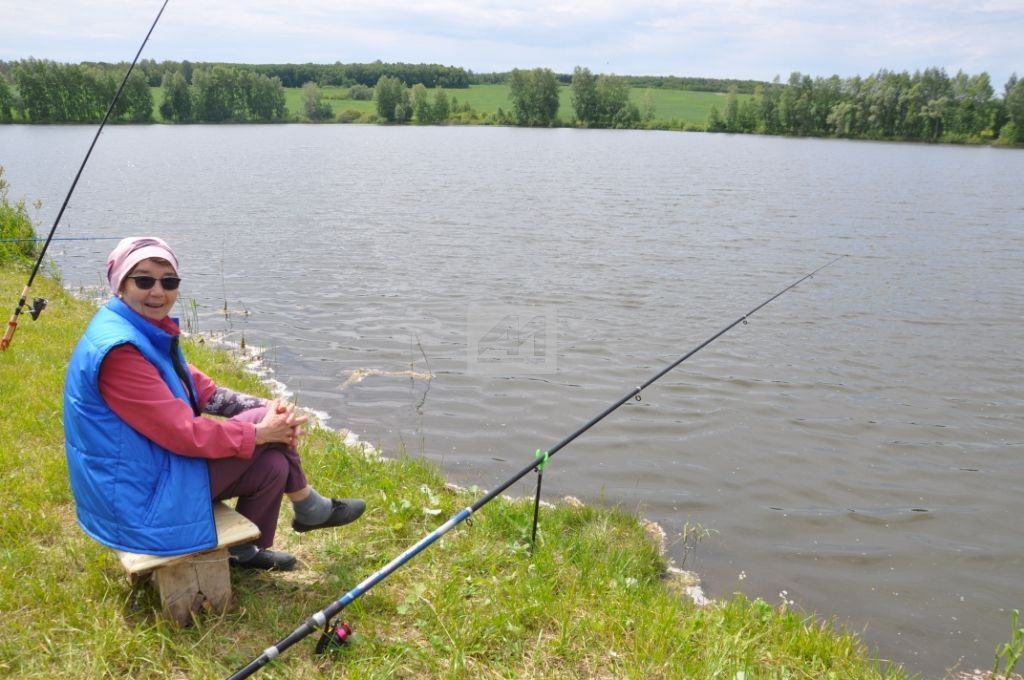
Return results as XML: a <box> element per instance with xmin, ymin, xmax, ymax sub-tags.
<box><xmin>2</xmin><ymin>124</ymin><xmax>1022</xmax><ymax>676</ymax></box>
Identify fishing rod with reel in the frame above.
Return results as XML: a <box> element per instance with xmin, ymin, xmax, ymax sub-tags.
<box><xmin>227</xmin><ymin>255</ymin><xmax>845</xmax><ymax>679</ymax></box>
<box><xmin>0</xmin><ymin>0</ymin><xmax>169</xmax><ymax>352</ymax></box>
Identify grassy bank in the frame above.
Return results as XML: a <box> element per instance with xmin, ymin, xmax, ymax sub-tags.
<box><xmin>0</xmin><ymin>262</ymin><xmax>910</xmax><ymax>678</ymax></box>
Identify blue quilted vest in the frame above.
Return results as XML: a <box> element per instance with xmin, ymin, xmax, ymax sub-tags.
<box><xmin>64</xmin><ymin>296</ymin><xmax>216</xmax><ymax>556</ymax></box>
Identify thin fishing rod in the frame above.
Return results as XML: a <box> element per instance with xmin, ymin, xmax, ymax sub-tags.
<box><xmin>227</xmin><ymin>255</ymin><xmax>845</xmax><ymax>680</ymax></box>
<box><xmin>0</xmin><ymin>0</ymin><xmax>169</xmax><ymax>352</ymax></box>
<box><xmin>0</xmin><ymin>236</ymin><xmax>122</xmax><ymax>243</ymax></box>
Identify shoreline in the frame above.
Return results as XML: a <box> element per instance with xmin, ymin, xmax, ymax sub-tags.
<box><xmin>3</xmin><ymin>119</ymin><xmax>1020</xmax><ymax>150</ymax></box>
<box><xmin>190</xmin><ymin>329</ymin><xmax>1020</xmax><ymax>678</ymax></box>
<box><xmin>195</xmin><ymin>326</ymin><xmax>712</xmax><ymax>607</ymax></box>
<box><xmin>189</xmin><ymin>329</ymin><xmax>374</xmax><ymax>454</ymax></box>
<box><xmin>0</xmin><ymin>258</ymin><xmax>935</xmax><ymax>677</ymax></box>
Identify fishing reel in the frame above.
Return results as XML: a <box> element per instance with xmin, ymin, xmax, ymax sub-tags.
<box><xmin>28</xmin><ymin>298</ymin><xmax>47</xmax><ymax>321</ymax></box>
<box><xmin>314</xmin><ymin>620</ymin><xmax>353</xmax><ymax>654</ymax></box>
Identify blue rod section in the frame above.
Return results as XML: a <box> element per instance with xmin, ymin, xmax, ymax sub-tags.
<box><xmin>226</xmin><ymin>507</ymin><xmax>474</xmax><ymax>680</ymax></box>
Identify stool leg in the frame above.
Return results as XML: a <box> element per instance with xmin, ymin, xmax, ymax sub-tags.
<box><xmin>194</xmin><ymin>547</ymin><xmax>232</xmax><ymax>613</ymax></box>
<box><xmin>153</xmin><ymin>559</ymin><xmax>203</xmax><ymax>626</ymax></box>
<box><xmin>152</xmin><ymin>548</ymin><xmax>232</xmax><ymax>625</ymax></box>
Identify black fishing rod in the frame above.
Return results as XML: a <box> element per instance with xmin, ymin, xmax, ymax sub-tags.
<box><xmin>0</xmin><ymin>0</ymin><xmax>169</xmax><ymax>352</ymax></box>
<box><xmin>227</xmin><ymin>255</ymin><xmax>845</xmax><ymax>680</ymax></box>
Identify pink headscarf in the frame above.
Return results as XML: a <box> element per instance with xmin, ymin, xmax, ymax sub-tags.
<box><xmin>106</xmin><ymin>237</ymin><xmax>179</xmax><ymax>294</ymax></box>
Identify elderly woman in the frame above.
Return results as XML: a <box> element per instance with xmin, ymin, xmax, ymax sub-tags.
<box><xmin>64</xmin><ymin>237</ymin><xmax>363</xmax><ymax>571</ymax></box>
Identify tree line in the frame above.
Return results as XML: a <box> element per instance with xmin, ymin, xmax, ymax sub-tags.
<box><xmin>0</xmin><ymin>57</ymin><xmax>769</xmax><ymax>113</ymax></box>
<box><xmin>158</xmin><ymin>66</ymin><xmax>287</xmax><ymax>123</ymax></box>
<box><xmin>359</xmin><ymin>66</ymin><xmax>645</xmax><ymax>128</ymax></box>
<box><xmin>1</xmin><ymin>58</ymin><xmax>153</xmax><ymax>123</ymax></box>
<box><xmin>0</xmin><ymin>58</ymin><xmax>475</xmax><ymax>124</ymax></box>
<box><xmin>495</xmin><ymin>66</ymin><xmax>1024</xmax><ymax>144</ymax></box>
<box><xmin>370</xmin><ymin>76</ymin><xmax>454</xmax><ymax>123</ymax></box>
<box><xmin>38</xmin><ymin>59</ymin><xmax>474</xmax><ymax>90</ymax></box>
<box><xmin>1</xmin><ymin>57</ymin><xmax>1020</xmax><ymax>145</ymax></box>
<box><xmin>623</xmin><ymin>75</ymin><xmax>763</xmax><ymax>94</ymax></box>
<box><xmin>0</xmin><ymin>59</ymin><xmax>637</xmax><ymax>127</ymax></box>
<box><xmin>707</xmin><ymin>69</ymin><xmax>1024</xmax><ymax>144</ymax></box>
<box><xmin>1</xmin><ymin>59</ymin><xmax>289</xmax><ymax>123</ymax></box>
<box><xmin>474</xmin><ymin>71</ymin><xmax>758</xmax><ymax>94</ymax></box>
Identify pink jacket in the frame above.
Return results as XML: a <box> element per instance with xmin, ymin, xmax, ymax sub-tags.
<box><xmin>98</xmin><ymin>316</ymin><xmax>257</xmax><ymax>460</ymax></box>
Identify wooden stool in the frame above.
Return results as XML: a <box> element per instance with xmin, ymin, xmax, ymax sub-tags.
<box><xmin>114</xmin><ymin>502</ymin><xmax>260</xmax><ymax>625</ymax></box>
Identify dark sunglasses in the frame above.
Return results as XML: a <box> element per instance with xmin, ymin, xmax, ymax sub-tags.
<box><xmin>126</xmin><ymin>275</ymin><xmax>182</xmax><ymax>291</ymax></box>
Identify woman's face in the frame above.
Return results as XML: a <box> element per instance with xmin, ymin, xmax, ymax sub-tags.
<box><xmin>119</xmin><ymin>258</ymin><xmax>179</xmax><ymax>321</ymax></box>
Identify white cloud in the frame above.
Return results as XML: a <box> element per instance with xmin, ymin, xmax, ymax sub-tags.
<box><xmin>0</xmin><ymin>0</ymin><xmax>1019</xmax><ymax>84</ymax></box>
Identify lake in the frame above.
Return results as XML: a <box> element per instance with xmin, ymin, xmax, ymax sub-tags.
<box><xmin>2</xmin><ymin>124</ymin><xmax>1022</xmax><ymax>677</ymax></box>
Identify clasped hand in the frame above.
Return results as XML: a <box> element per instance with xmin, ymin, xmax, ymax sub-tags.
<box><xmin>254</xmin><ymin>399</ymin><xmax>309</xmax><ymax>448</ymax></box>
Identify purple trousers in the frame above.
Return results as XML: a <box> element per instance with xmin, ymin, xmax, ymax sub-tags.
<box><xmin>207</xmin><ymin>407</ymin><xmax>308</xmax><ymax>549</ymax></box>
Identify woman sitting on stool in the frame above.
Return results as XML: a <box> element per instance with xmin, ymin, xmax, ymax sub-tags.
<box><xmin>64</xmin><ymin>236</ymin><xmax>363</xmax><ymax>571</ymax></box>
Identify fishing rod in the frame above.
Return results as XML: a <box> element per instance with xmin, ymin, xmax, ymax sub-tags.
<box><xmin>227</xmin><ymin>255</ymin><xmax>845</xmax><ymax>680</ymax></box>
<box><xmin>0</xmin><ymin>0</ymin><xmax>170</xmax><ymax>352</ymax></box>
<box><xmin>0</xmin><ymin>236</ymin><xmax>122</xmax><ymax>243</ymax></box>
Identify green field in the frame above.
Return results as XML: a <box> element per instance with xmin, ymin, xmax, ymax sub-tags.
<box><xmin>285</xmin><ymin>86</ymin><xmax>377</xmax><ymax>118</ymax></box>
<box><xmin>235</xmin><ymin>83</ymin><xmax>555</xmax><ymax>122</ymax></box>
<box><xmin>151</xmin><ymin>83</ymin><xmax>746</xmax><ymax>127</ymax></box>
<box><xmin>313</xmin><ymin>83</ymin><xmax>744</xmax><ymax>126</ymax></box>
<box><xmin>633</xmin><ymin>88</ymin><xmax>738</xmax><ymax>125</ymax></box>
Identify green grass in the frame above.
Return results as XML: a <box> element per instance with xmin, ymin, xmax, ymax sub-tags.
<box><xmin>146</xmin><ymin>83</ymin><xmax>740</xmax><ymax>127</ymax></box>
<box><xmin>442</xmin><ymin>83</ymin><xmax>522</xmax><ymax>114</ymax></box>
<box><xmin>277</xmin><ymin>83</ymin><xmax>539</xmax><ymax>123</ymax></box>
<box><xmin>0</xmin><ymin>258</ymin><xmax>912</xmax><ymax>679</ymax></box>
<box><xmin>0</xmin><ymin>166</ymin><xmax>38</xmax><ymax>263</ymax></box>
<box><xmin>442</xmin><ymin>84</ymin><xmax>745</xmax><ymax>127</ymax></box>
<box><xmin>429</xmin><ymin>83</ymin><xmax>574</xmax><ymax>121</ymax></box>
<box><xmin>331</xmin><ymin>83</ymin><xmax>742</xmax><ymax>127</ymax></box>
<box><xmin>283</xmin><ymin>86</ymin><xmax>377</xmax><ymax>122</ymax></box>
<box><xmin>633</xmin><ymin>88</ymin><xmax>739</xmax><ymax>126</ymax></box>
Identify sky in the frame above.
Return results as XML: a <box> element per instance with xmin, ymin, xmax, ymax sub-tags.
<box><xmin>0</xmin><ymin>0</ymin><xmax>1021</xmax><ymax>89</ymax></box>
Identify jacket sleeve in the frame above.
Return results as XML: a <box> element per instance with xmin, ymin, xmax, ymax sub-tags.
<box><xmin>99</xmin><ymin>344</ymin><xmax>256</xmax><ymax>460</ymax></box>
<box><xmin>190</xmin><ymin>364</ymin><xmax>268</xmax><ymax>417</ymax></box>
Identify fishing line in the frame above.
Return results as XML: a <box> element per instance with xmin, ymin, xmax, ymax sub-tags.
<box><xmin>227</xmin><ymin>255</ymin><xmax>845</xmax><ymax>679</ymax></box>
<box><xmin>0</xmin><ymin>0</ymin><xmax>170</xmax><ymax>351</ymax></box>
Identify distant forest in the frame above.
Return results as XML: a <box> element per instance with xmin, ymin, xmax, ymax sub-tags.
<box><xmin>0</xmin><ymin>59</ymin><xmax>1020</xmax><ymax>146</ymax></box>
